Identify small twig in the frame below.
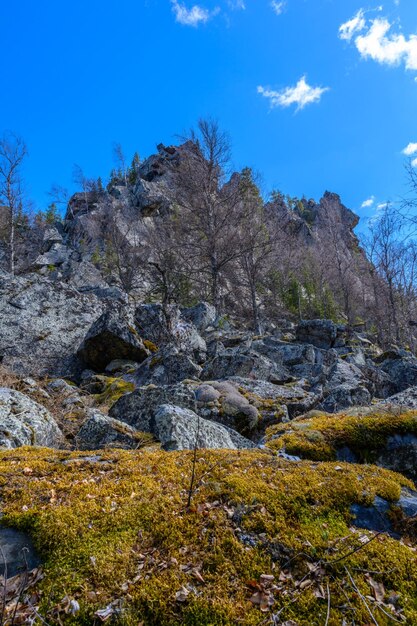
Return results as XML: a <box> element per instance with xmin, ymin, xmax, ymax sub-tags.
<box><xmin>186</xmin><ymin>395</ymin><xmax>201</xmax><ymax>509</ymax></box>
<box><xmin>324</xmin><ymin>581</ymin><xmax>331</xmax><ymax>626</ymax></box>
<box><xmin>375</xmin><ymin>603</ymin><xmax>404</xmax><ymax>624</ymax></box>
<box><xmin>0</xmin><ymin>544</ymin><xmax>7</xmax><ymax>626</ymax></box>
<box><xmin>345</xmin><ymin>567</ymin><xmax>380</xmax><ymax>626</ymax></box>
<box><xmin>325</xmin><ymin>531</ymin><xmax>383</xmax><ymax>565</ymax></box>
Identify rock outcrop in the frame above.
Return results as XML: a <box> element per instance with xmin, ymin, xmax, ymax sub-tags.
<box><xmin>0</xmin><ymin>388</ymin><xmax>62</xmax><ymax>449</ymax></box>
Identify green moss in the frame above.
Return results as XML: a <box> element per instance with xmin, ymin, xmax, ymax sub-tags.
<box><xmin>93</xmin><ymin>377</ymin><xmax>134</xmax><ymax>407</ymax></box>
<box><xmin>265</xmin><ymin>408</ymin><xmax>417</xmax><ymax>462</ymax></box>
<box><xmin>1</xmin><ymin>448</ymin><xmax>417</xmax><ymax>624</ymax></box>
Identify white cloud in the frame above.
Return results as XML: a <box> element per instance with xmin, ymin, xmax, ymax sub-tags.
<box><xmin>412</xmin><ymin>157</ymin><xmax>417</xmax><ymax>168</ymax></box>
<box><xmin>257</xmin><ymin>76</ymin><xmax>329</xmax><ymax>111</ymax></box>
<box><xmin>361</xmin><ymin>196</ymin><xmax>375</xmax><ymax>208</ymax></box>
<box><xmin>228</xmin><ymin>0</ymin><xmax>245</xmax><ymax>9</ymax></box>
<box><xmin>402</xmin><ymin>142</ymin><xmax>417</xmax><ymax>156</ymax></box>
<box><xmin>339</xmin><ymin>9</ymin><xmax>366</xmax><ymax>41</ymax></box>
<box><xmin>340</xmin><ymin>11</ymin><xmax>417</xmax><ymax>71</ymax></box>
<box><xmin>271</xmin><ymin>1</ymin><xmax>285</xmax><ymax>15</ymax></box>
<box><xmin>171</xmin><ymin>1</ymin><xmax>218</xmax><ymax>26</ymax></box>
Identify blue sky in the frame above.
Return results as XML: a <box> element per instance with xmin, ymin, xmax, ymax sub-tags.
<box><xmin>2</xmin><ymin>0</ymin><xmax>417</xmax><ymax>230</ymax></box>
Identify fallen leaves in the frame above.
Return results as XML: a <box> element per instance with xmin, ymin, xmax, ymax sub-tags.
<box><xmin>248</xmin><ymin>574</ymin><xmax>277</xmax><ymax>612</ymax></box>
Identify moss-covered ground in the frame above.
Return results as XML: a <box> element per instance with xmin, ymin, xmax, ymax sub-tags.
<box><xmin>1</xmin><ymin>447</ymin><xmax>417</xmax><ymax>624</ymax></box>
<box><xmin>265</xmin><ymin>408</ymin><xmax>417</xmax><ymax>462</ymax></box>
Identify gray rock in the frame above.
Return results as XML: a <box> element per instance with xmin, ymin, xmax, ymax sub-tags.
<box><xmin>0</xmin><ymin>528</ymin><xmax>41</xmax><ymax>578</ymax></box>
<box><xmin>382</xmin><ymin>386</ymin><xmax>417</xmax><ymax>409</ymax></box>
<box><xmin>185</xmin><ymin>380</ymin><xmax>261</xmax><ymax>435</ymax></box>
<box><xmin>135</xmin><ymin>303</ymin><xmax>206</xmax><ymax>360</ymax></box>
<box><xmin>77</xmin><ymin>307</ymin><xmax>150</xmax><ymax>371</ymax></box>
<box><xmin>182</xmin><ymin>302</ymin><xmax>217</xmax><ymax>332</ymax></box>
<box><xmin>75</xmin><ymin>410</ymin><xmax>142</xmax><ymax>450</ymax></box>
<box><xmin>201</xmin><ymin>348</ymin><xmax>292</xmax><ymax>384</ymax></box>
<box><xmin>376</xmin><ymin>433</ymin><xmax>417</xmax><ymax>483</ymax></box>
<box><xmin>135</xmin><ymin>347</ymin><xmax>202</xmax><ymax>387</ymax></box>
<box><xmin>296</xmin><ymin>319</ymin><xmax>344</xmax><ymax>350</ymax></box>
<box><xmin>110</xmin><ymin>382</ymin><xmax>197</xmax><ymax>430</ymax></box>
<box><xmin>351</xmin><ymin>487</ymin><xmax>417</xmax><ymax>537</ymax></box>
<box><xmin>320</xmin><ymin>360</ymin><xmax>372</xmax><ymax>412</ymax></box>
<box><xmin>379</xmin><ymin>355</ymin><xmax>417</xmax><ymax>393</ymax></box>
<box><xmin>153</xmin><ymin>404</ymin><xmax>252</xmax><ymax>451</ymax></box>
<box><xmin>231</xmin><ymin>377</ymin><xmax>319</xmax><ymax>419</ymax></box>
<box><xmin>320</xmin><ymin>384</ymin><xmax>371</xmax><ymax>413</ymax></box>
<box><xmin>33</xmin><ymin>243</ymin><xmax>73</xmax><ymax>268</ymax></box>
<box><xmin>0</xmin><ymin>388</ymin><xmax>62</xmax><ymax>449</ymax></box>
<box><xmin>41</xmin><ymin>226</ymin><xmax>63</xmax><ymax>253</ymax></box>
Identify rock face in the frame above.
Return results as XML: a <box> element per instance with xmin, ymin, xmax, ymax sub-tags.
<box><xmin>0</xmin><ymin>388</ymin><xmax>62</xmax><ymax>449</ymax></box>
<box><xmin>296</xmin><ymin>320</ymin><xmax>344</xmax><ymax>350</ymax></box>
<box><xmin>153</xmin><ymin>404</ymin><xmax>253</xmax><ymax>451</ymax></box>
<box><xmin>0</xmin><ymin>273</ymin><xmax>105</xmax><ymax>377</ymax></box>
<box><xmin>75</xmin><ymin>410</ymin><xmax>142</xmax><ymax>450</ymax></box>
<box><xmin>77</xmin><ymin>307</ymin><xmax>150</xmax><ymax>371</ymax></box>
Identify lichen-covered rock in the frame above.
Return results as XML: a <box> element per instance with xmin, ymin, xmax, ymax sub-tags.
<box><xmin>295</xmin><ymin>319</ymin><xmax>344</xmax><ymax>349</ymax></box>
<box><xmin>378</xmin><ymin>353</ymin><xmax>417</xmax><ymax>393</ymax></box>
<box><xmin>201</xmin><ymin>348</ymin><xmax>292</xmax><ymax>384</ymax></box>
<box><xmin>320</xmin><ymin>360</ymin><xmax>372</xmax><ymax>412</ymax></box>
<box><xmin>77</xmin><ymin>307</ymin><xmax>150</xmax><ymax>371</ymax></box>
<box><xmin>135</xmin><ymin>304</ymin><xmax>206</xmax><ymax>361</ymax></box>
<box><xmin>382</xmin><ymin>386</ymin><xmax>417</xmax><ymax>409</ymax></box>
<box><xmin>153</xmin><ymin>404</ymin><xmax>252</xmax><ymax>450</ymax></box>
<box><xmin>196</xmin><ymin>381</ymin><xmax>259</xmax><ymax>434</ymax></box>
<box><xmin>0</xmin><ymin>273</ymin><xmax>105</xmax><ymax>377</ymax></box>
<box><xmin>75</xmin><ymin>410</ymin><xmax>148</xmax><ymax>450</ymax></box>
<box><xmin>135</xmin><ymin>347</ymin><xmax>202</xmax><ymax>386</ymax></box>
<box><xmin>181</xmin><ymin>302</ymin><xmax>217</xmax><ymax>332</ymax></box>
<box><xmin>232</xmin><ymin>377</ymin><xmax>319</xmax><ymax>420</ymax></box>
<box><xmin>0</xmin><ymin>388</ymin><xmax>62</xmax><ymax>449</ymax></box>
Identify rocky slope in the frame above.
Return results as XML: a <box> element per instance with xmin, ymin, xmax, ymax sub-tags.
<box><xmin>1</xmin><ymin>143</ymin><xmax>417</xmax><ymax>623</ymax></box>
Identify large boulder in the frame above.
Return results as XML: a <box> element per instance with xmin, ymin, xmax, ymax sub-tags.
<box><xmin>195</xmin><ymin>381</ymin><xmax>259</xmax><ymax>435</ymax></box>
<box><xmin>0</xmin><ymin>273</ymin><xmax>105</xmax><ymax>377</ymax></box>
<box><xmin>110</xmin><ymin>380</ymin><xmax>260</xmax><ymax>437</ymax></box>
<box><xmin>135</xmin><ymin>303</ymin><xmax>206</xmax><ymax>360</ymax></box>
<box><xmin>181</xmin><ymin>302</ymin><xmax>217</xmax><ymax>332</ymax></box>
<box><xmin>75</xmin><ymin>410</ymin><xmax>145</xmax><ymax>450</ymax></box>
<box><xmin>109</xmin><ymin>382</ymin><xmax>197</xmax><ymax>430</ymax></box>
<box><xmin>232</xmin><ymin>377</ymin><xmax>319</xmax><ymax>420</ymax></box>
<box><xmin>33</xmin><ymin>243</ymin><xmax>73</xmax><ymax>269</ymax></box>
<box><xmin>134</xmin><ymin>347</ymin><xmax>202</xmax><ymax>386</ymax></box>
<box><xmin>320</xmin><ymin>360</ymin><xmax>372</xmax><ymax>412</ymax></box>
<box><xmin>0</xmin><ymin>388</ymin><xmax>62</xmax><ymax>449</ymax></box>
<box><xmin>77</xmin><ymin>307</ymin><xmax>150</xmax><ymax>371</ymax></box>
<box><xmin>382</xmin><ymin>386</ymin><xmax>417</xmax><ymax>410</ymax></box>
<box><xmin>201</xmin><ymin>348</ymin><xmax>292</xmax><ymax>384</ymax></box>
<box><xmin>378</xmin><ymin>353</ymin><xmax>417</xmax><ymax>393</ymax></box>
<box><xmin>152</xmin><ymin>404</ymin><xmax>253</xmax><ymax>451</ymax></box>
<box><xmin>296</xmin><ymin>319</ymin><xmax>345</xmax><ymax>350</ymax></box>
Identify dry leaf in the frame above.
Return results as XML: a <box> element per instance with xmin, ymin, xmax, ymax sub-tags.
<box><xmin>175</xmin><ymin>586</ymin><xmax>190</xmax><ymax>602</ymax></box>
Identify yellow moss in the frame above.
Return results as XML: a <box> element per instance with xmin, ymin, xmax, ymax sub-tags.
<box><xmin>93</xmin><ymin>377</ymin><xmax>134</xmax><ymax>407</ymax></box>
<box><xmin>265</xmin><ymin>408</ymin><xmax>417</xmax><ymax>462</ymax></box>
<box><xmin>143</xmin><ymin>339</ymin><xmax>158</xmax><ymax>353</ymax></box>
<box><xmin>0</xmin><ymin>448</ymin><xmax>416</xmax><ymax>625</ymax></box>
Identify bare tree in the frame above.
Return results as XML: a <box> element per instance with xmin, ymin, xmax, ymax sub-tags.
<box><xmin>72</xmin><ymin>164</ymin><xmax>99</xmax><ymax>212</ymax></box>
<box><xmin>112</xmin><ymin>142</ymin><xmax>127</xmax><ymax>185</ymax></box>
<box><xmin>172</xmin><ymin>119</ymin><xmax>252</xmax><ymax>310</ymax></box>
<box><xmin>0</xmin><ymin>132</ymin><xmax>28</xmax><ymax>275</ymax></box>
<box><xmin>235</xmin><ymin>168</ymin><xmax>276</xmax><ymax>332</ymax></box>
